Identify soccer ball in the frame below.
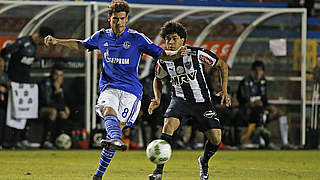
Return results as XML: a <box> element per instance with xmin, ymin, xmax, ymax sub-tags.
<box><xmin>146</xmin><ymin>139</ymin><xmax>172</xmax><ymax>164</ymax></box>
<box><xmin>55</xmin><ymin>133</ymin><xmax>72</xmax><ymax>149</ymax></box>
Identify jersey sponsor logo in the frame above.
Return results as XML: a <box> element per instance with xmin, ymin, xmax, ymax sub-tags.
<box><xmin>123</xmin><ymin>41</ymin><xmax>131</xmax><ymax>49</ymax></box>
<box><xmin>199</xmin><ymin>54</ymin><xmax>214</xmax><ymax>65</ymax></box>
<box><xmin>171</xmin><ymin>70</ymin><xmax>197</xmax><ymax>86</ymax></box>
<box><xmin>105</xmin><ymin>57</ymin><xmax>130</xmax><ymax>64</ymax></box>
<box><xmin>103</xmin><ymin>51</ymin><xmax>130</xmax><ymax>64</ymax></box>
<box><xmin>203</xmin><ymin>110</ymin><xmax>217</xmax><ymax>118</ymax></box>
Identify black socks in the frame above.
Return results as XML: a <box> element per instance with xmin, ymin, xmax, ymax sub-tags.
<box><xmin>160</xmin><ymin>133</ymin><xmax>173</xmax><ymax>146</ymax></box>
<box><xmin>202</xmin><ymin>140</ymin><xmax>219</xmax><ymax>163</ymax></box>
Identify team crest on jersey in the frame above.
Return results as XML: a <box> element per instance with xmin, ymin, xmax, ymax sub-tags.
<box><xmin>176</xmin><ymin>66</ymin><xmax>185</xmax><ymax>74</ymax></box>
<box><xmin>104</xmin><ymin>42</ymin><xmax>108</xmax><ymax>46</ymax></box>
<box><xmin>123</xmin><ymin>41</ymin><xmax>131</xmax><ymax>49</ymax></box>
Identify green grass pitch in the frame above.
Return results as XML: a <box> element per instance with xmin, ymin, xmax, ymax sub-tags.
<box><xmin>0</xmin><ymin>150</ymin><xmax>319</xmax><ymax>180</ymax></box>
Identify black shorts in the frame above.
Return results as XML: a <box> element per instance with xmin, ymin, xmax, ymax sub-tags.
<box><xmin>164</xmin><ymin>97</ymin><xmax>222</xmax><ymax>132</ymax></box>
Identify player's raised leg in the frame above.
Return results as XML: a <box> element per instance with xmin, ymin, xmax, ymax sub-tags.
<box><xmin>103</xmin><ymin>90</ymin><xmax>141</xmax><ymax>151</ymax></box>
<box><xmin>93</xmin><ymin>89</ymin><xmax>127</xmax><ymax>179</ymax></box>
<box><xmin>96</xmin><ymin>89</ymin><xmax>128</xmax><ymax>151</ymax></box>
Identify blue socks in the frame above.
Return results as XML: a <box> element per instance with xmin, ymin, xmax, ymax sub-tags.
<box><xmin>95</xmin><ymin>134</ymin><xmax>116</xmax><ymax>177</ymax></box>
<box><xmin>104</xmin><ymin>114</ymin><xmax>122</xmax><ymax>139</ymax></box>
<box><xmin>95</xmin><ymin>114</ymin><xmax>122</xmax><ymax>177</ymax></box>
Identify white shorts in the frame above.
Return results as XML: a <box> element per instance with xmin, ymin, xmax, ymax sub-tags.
<box><xmin>96</xmin><ymin>88</ymin><xmax>141</xmax><ymax>126</ymax></box>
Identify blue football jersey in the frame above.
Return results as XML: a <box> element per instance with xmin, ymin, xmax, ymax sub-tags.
<box><xmin>82</xmin><ymin>27</ymin><xmax>164</xmax><ymax>100</ymax></box>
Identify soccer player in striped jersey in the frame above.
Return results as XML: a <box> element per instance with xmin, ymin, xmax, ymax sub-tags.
<box><xmin>44</xmin><ymin>1</ymin><xmax>187</xmax><ymax>179</ymax></box>
<box><xmin>148</xmin><ymin>21</ymin><xmax>231</xmax><ymax>180</ymax></box>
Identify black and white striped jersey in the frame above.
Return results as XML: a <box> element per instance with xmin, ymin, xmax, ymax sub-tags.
<box><xmin>155</xmin><ymin>46</ymin><xmax>219</xmax><ymax>103</ymax></box>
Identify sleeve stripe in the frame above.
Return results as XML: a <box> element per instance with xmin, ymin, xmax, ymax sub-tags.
<box><xmin>155</xmin><ymin>61</ymin><xmax>168</xmax><ymax>79</ymax></box>
<box><xmin>139</xmin><ymin>32</ymin><xmax>153</xmax><ymax>44</ymax></box>
<box><xmin>129</xmin><ymin>30</ymin><xmax>153</xmax><ymax>44</ymax></box>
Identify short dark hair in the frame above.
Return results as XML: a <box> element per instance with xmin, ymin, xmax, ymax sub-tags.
<box><xmin>38</xmin><ymin>26</ymin><xmax>54</xmax><ymax>38</ymax></box>
<box><xmin>160</xmin><ymin>21</ymin><xmax>187</xmax><ymax>44</ymax></box>
<box><xmin>108</xmin><ymin>0</ymin><xmax>130</xmax><ymax>16</ymax></box>
<box><xmin>251</xmin><ymin>60</ymin><xmax>265</xmax><ymax>71</ymax></box>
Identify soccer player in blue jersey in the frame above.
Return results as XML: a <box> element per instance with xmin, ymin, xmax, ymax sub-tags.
<box><xmin>44</xmin><ymin>0</ymin><xmax>187</xmax><ymax>179</ymax></box>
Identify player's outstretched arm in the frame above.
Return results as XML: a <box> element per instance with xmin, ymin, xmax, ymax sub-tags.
<box><xmin>148</xmin><ymin>77</ymin><xmax>163</xmax><ymax>115</ymax></box>
<box><xmin>159</xmin><ymin>46</ymin><xmax>188</xmax><ymax>61</ymax></box>
<box><xmin>215</xmin><ymin>59</ymin><xmax>231</xmax><ymax>107</ymax></box>
<box><xmin>44</xmin><ymin>35</ymin><xmax>86</xmax><ymax>51</ymax></box>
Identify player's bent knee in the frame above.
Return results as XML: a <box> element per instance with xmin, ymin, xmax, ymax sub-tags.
<box><xmin>209</xmin><ymin>135</ymin><xmax>221</xmax><ymax>145</ymax></box>
<box><xmin>214</xmin><ymin>135</ymin><xmax>222</xmax><ymax>145</ymax></box>
<box><xmin>206</xmin><ymin>129</ymin><xmax>222</xmax><ymax>145</ymax></box>
<box><xmin>102</xmin><ymin>107</ymin><xmax>117</xmax><ymax>117</ymax></box>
